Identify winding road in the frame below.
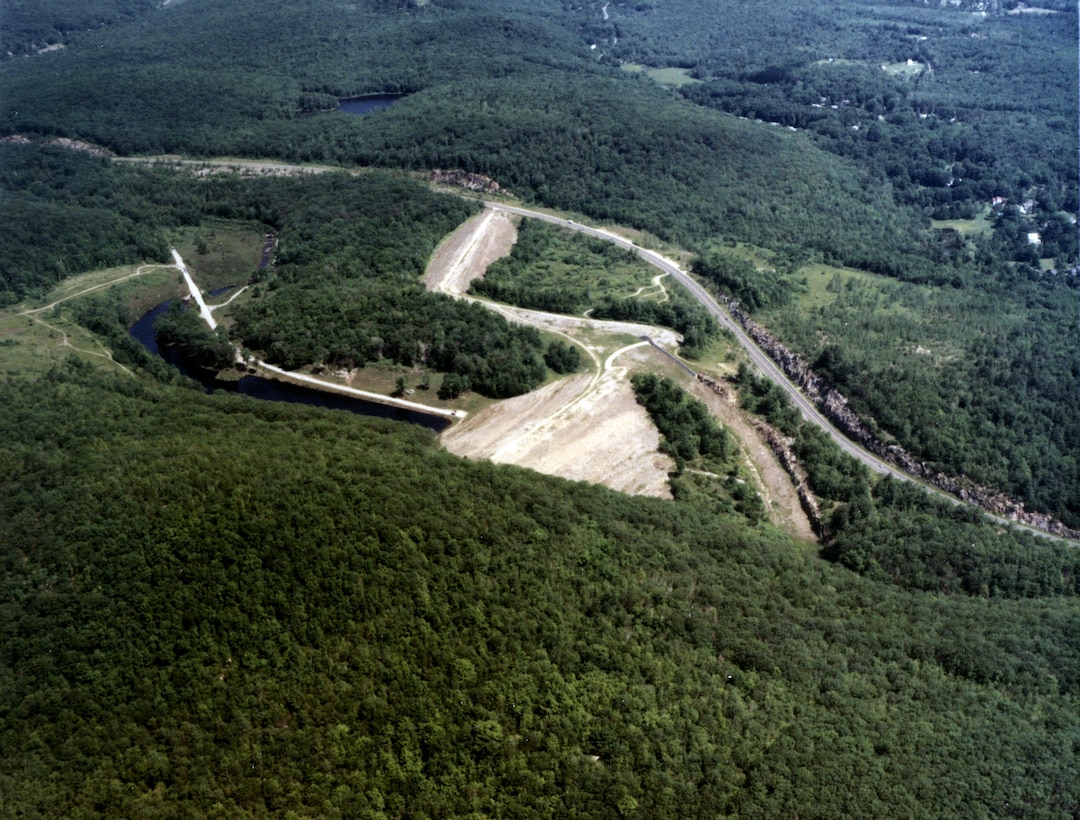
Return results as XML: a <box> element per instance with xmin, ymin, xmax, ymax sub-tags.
<box><xmin>485</xmin><ymin>203</ymin><xmax>904</xmax><ymax>479</ymax></box>
<box><xmin>484</xmin><ymin>202</ymin><xmax>1073</xmax><ymax>543</ymax></box>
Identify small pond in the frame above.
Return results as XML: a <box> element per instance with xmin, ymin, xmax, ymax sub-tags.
<box><xmin>336</xmin><ymin>94</ymin><xmax>401</xmax><ymax>116</ymax></box>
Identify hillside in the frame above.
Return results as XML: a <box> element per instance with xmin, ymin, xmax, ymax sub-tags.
<box><xmin>1</xmin><ymin>366</ymin><xmax>1077</xmax><ymax>816</ymax></box>
<box><xmin>1</xmin><ymin>0</ymin><xmax>1075</xmax><ymax>522</ymax></box>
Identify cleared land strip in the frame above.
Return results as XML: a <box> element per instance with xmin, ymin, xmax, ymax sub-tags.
<box><xmin>486</xmin><ymin>202</ymin><xmax>906</xmax><ymax>474</ymax></box>
<box><xmin>425</xmin><ymin>209</ymin><xmax>682</xmax><ymax>497</ymax></box>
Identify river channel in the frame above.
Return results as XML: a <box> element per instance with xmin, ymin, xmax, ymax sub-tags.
<box><xmin>128</xmin><ymin>299</ymin><xmax>450</xmax><ymax>433</ymax></box>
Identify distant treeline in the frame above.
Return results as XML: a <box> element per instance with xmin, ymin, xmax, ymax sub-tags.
<box><xmin>0</xmin><ymin>0</ymin><xmax>940</xmax><ymax>278</ymax></box>
<box><xmin>0</xmin><ymin>0</ymin><xmax>159</xmax><ymax>55</ymax></box>
<box><xmin>608</xmin><ymin>0</ymin><xmax>1077</xmax><ymax>253</ymax></box>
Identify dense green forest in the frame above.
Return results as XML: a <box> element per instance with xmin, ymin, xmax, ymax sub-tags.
<box><xmin>632</xmin><ymin>373</ymin><xmax>766</xmax><ymax>522</ymax></box>
<box><xmin>0</xmin><ymin>0</ymin><xmax>159</xmax><ymax>55</ymax></box>
<box><xmin>1</xmin><ymin>363</ymin><xmax>1078</xmax><ymax>815</ymax></box>
<box><xmin>233</xmin><ymin>284</ymin><xmax>549</xmax><ymax>399</ymax></box>
<box><xmin>604</xmin><ymin>0</ymin><xmax>1077</xmax><ymax>219</ymax></box>
<box><xmin>735</xmin><ymin>363</ymin><xmax>1080</xmax><ymax>600</ymax></box>
<box><xmin>754</xmin><ymin>254</ymin><xmax>1080</xmax><ymax>527</ymax></box>
<box><xmin>0</xmin><ymin>145</ymin><xmax>558</xmax><ymax>398</ymax></box>
<box><xmin>0</xmin><ymin>0</ymin><xmax>933</xmax><ymax>270</ymax></box>
<box><xmin>1</xmin><ymin>0</ymin><xmax>1078</xmax><ymax>812</ymax></box>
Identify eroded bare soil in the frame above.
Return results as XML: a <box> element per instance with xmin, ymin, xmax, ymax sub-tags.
<box><xmin>429</xmin><ymin>207</ymin><xmax>817</xmax><ymax>526</ymax></box>
<box><xmin>443</xmin><ymin>344</ymin><xmax>676</xmax><ymax>498</ymax></box>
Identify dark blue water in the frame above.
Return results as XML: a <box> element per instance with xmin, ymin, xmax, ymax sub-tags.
<box><xmin>336</xmin><ymin>94</ymin><xmax>400</xmax><ymax>116</ymax></box>
<box><xmin>128</xmin><ymin>301</ymin><xmax>449</xmax><ymax>432</ymax></box>
<box><xmin>131</xmin><ymin>299</ymin><xmax>173</xmax><ymax>357</ymax></box>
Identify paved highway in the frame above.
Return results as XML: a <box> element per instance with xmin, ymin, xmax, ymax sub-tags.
<box><xmin>107</xmin><ymin>159</ymin><xmax>1070</xmax><ymax>541</ymax></box>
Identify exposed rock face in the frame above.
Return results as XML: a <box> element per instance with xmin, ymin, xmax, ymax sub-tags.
<box><xmin>43</xmin><ymin>137</ymin><xmax>114</xmax><ymax>157</ymax></box>
<box><xmin>2</xmin><ymin>134</ymin><xmax>114</xmax><ymax>157</ymax></box>
<box><xmin>754</xmin><ymin>420</ymin><xmax>825</xmax><ymax>538</ymax></box>
<box><xmin>430</xmin><ymin>169</ymin><xmax>508</xmax><ymax>195</ymax></box>
<box><xmin>698</xmin><ymin>373</ymin><xmax>824</xmax><ymax>536</ymax></box>
<box><xmin>719</xmin><ymin>296</ymin><xmax>1080</xmax><ymax>540</ymax></box>
<box><xmin>258</xmin><ymin>233</ymin><xmax>277</xmax><ymax>271</ymax></box>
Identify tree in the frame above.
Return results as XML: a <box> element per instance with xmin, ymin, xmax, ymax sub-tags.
<box><xmin>544</xmin><ymin>340</ymin><xmax>581</xmax><ymax>374</ymax></box>
<box><xmin>438</xmin><ymin>372</ymin><xmax>470</xmax><ymax>400</ymax></box>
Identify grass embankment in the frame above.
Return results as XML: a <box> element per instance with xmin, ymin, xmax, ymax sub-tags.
<box><xmin>0</xmin><ymin>264</ymin><xmax>178</xmax><ymax>378</ymax></box>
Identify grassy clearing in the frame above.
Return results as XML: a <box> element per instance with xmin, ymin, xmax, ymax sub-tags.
<box><xmin>539</xmin><ymin>223</ymin><xmax>660</xmax><ymax>299</ymax></box>
<box><xmin>0</xmin><ymin>261</ymin><xmax>188</xmax><ymax>378</ymax></box>
<box><xmin>785</xmin><ymin>262</ymin><xmax>918</xmax><ymax>314</ymax></box>
<box><xmin>646</xmin><ymin>67</ymin><xmax>700</xmax><ymax>87</ymax></box>
<box><xmin>172</xmin><ymin>222</ymin><xmax>266</xmax><ymax>292</ymax></box>
<box><xmin>762</xmin><ymin>260</ymin><xmax>976</xmax><ymax>372</ymax></box>
<box><xmin>682</xmin><ymin>335</ymin><xmax>743</xmax><ymax>380</ymax></box>
<box><xmin>102</xmin><ymin>267</ymin><xmax>182</xmax><ymax>319</ymax></box>
<box><xmin>0</xmin><ymin>309</ymin><xmax>117</xmax><ymax>377</ymax></box>
<box><xmin>477</xmin><ymin>218</ymin><xmax>662</xmax><ymax>310</ymax></box>
<box><xmin>880</xmin><ymin>60</ymin><xmax>927</xmax><ymax>78</ymax></box>
<box><xmin>707</xmin><ymin>241</ymin><xmax>776</xmax><ymax>269</ymax></box>
<box><xmin>793</xmin><ymin>263</ymin><xmax>870</xmax><ymax>310</ymax></box>
<box><xmin>932</xmin><ymin>206</ymin><xmax>994</xmax><ymax>237</ymax></box>
<box><xmin>20</xmin><ymin>263</ymin><xmax>175</xmax><ymax>312</ymax></box>
<box><xmin>0</xmin><ymin>313</ymin><xmax>64</xmax><ymax>376</ymax></box>
<box><xmin>620</xmin><ymin>63</ymin><xmax>701</xmax><ymax>87</ymax></box>
<box><xmin>584</xmin><ymin>329</ymin><xmax>645</xmax><ymax>355</ymax></box>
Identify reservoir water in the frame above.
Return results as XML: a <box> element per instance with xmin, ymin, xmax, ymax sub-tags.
<box><xmin>336</xmin><ymin>94</ymin><xmax>400</xmax><ymax>116</ymax></box>
<box><xmin>128</xmin><ymin>301</ymin><xmax>449</xmax><ymax>432</ymax></box>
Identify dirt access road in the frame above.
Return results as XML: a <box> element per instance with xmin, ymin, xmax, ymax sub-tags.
<box><xmin>61</xmin><ymin>156</ymin><xmax>1078</xmax><ymax>539</ymax></box>
<box><xmin>429</xmin><ymin>209</ymin><xmax>681</xmax><ymax>498</ymax></box>
<box><xmin>427</xmin><ymin>208</ymin><xmax>815</xmax><ymax>538</ymax></box>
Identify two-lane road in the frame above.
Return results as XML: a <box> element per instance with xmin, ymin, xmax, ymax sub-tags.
<box><xmin>107</xmin><ymin>158</ymin><xmax>1069</xmax><ymax>541</ymax></box>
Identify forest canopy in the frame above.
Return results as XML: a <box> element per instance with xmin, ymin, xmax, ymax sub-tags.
<box><xmin>0</xmin><ymin>364</ymin><xmax>1077</xmax><ymax>816</ymax></box>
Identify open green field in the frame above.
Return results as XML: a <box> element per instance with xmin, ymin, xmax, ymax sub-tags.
<box><xmin>789</xmin><ymin>262</ymin><xmax>918</xmax><ymax>313</ymax></box>
<box><xmin>880</xmin><ymin>59</ymin><xmax>927</xmax><ymax>77</ymax></box>
<box><xmin>171</xmin><ymin>222</ymin><xmax>267</xmax><ymax>292</ymax></box>
<box><xmin>19</xmin><ymin>263</ymin><xmax>177</xmax><ymax>313</ymax></box>
<box><xmin>0</xmin><ymin>263</ymin><xmax>183</xmax><ymax>377</ymax></box>
<box><xmin>932</xmin><ymin>207</ymin><xmax>994</xmax><ymax>238</ymax></box>
<box><xmin>0</xmin><ymin>306</ymin><xmax>123</xmax><ymax>377</ymax></box>
<box><xmin>471</xmin><ymin>218</ymin><xmax>665</xmax><ymax>312</ymax></box>
<box><xmin>620</xmin><ymin>62</ymin><xmax>701</xmax><ymax>87</ymax></box>
<box><xmin>518</xmin><ymin>221</ymin><xmax>663</xmax><ymax>302</ymax></box>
